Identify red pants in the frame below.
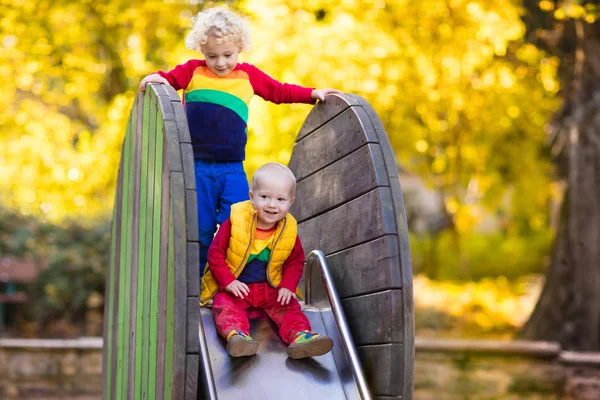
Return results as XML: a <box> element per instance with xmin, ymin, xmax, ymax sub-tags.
<box><xmin>212</xmin><ymin>282</ymin><xmax>310</xmax><ymax>344</ymax></box>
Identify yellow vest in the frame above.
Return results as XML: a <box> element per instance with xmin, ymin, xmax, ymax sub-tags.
<box><xmin>199</xmin><ymin>201</ymin><xmax>303</xmax><ymax>305</ymax></box>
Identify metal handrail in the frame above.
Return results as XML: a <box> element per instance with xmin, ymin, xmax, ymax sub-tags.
<box><xmin>305</xmin><ymin>250</ymin><xmax>372</xmax><ymax>400</ymax></box>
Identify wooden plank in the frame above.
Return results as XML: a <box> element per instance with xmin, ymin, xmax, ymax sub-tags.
<box><xmin>164</xmin><ymin>83</ymin><xmax>183</xmax><ymax>103</ymax></box>
<box><xmin>147</xmin><ymin>118</ymin><xmax>165</xmax><ymax>399</ymax></box>
<box><xmin>360</xmin><ymin>95</ymin><xmax>414</xmax><ymax>399</ymax></box>
<box><xmin>298</xmin><ymin>188</ymin><xmax>397</xmax><ymax>255</ymax></box>
<box><xmin>292</xmin><ymin>143</ymin><xmax>388</xmax><ymax>222</ymax></box>
<box><xmin>163</xmin><ymin>206</ymin><xmax>175</xmax><ymax>400</ymax></box>
<box><xmin>185</xmin><ymin>354</ymin><xmax>199</xmax><ymax>400</ymax></box>
<box><xmin>186</xmin><ymin>298</ymin><xmax>200</xmax><ymax>354</ymax></box>
<box><xmin>133</xmin><ymin>90</ymin><xmax>151</xmax><ymax>400</ymax></box>
<box><xmin>171</xmin><ymin>171</ymin><xmax>188</xmax><ymax>399</ymax></box>
<box><xmin>290</xmin><ymin>107</ymin><xmax>379</xmax><ymax>181</ymax></box>
<box><xmin>325</xmin><ymin>236</ymin><xmax>403</xmax><ymax>298</ymax></box>
<box><xmin>174</xmin><ymin>102</ymin><xmax>192</xmax><ymax>144</ymax></box>
<box><xmin>127</xmin><ymin>89</ymin><xmax>143</xmax><ymax>399</ymax></box>
<box><xmin>417</xmin><ymin>338</ymin><xmax>561</xmax><ymax>357</ymax></box>
<box><xmin>164</xmin><ymin>119</ymin><xmax>183</xmax><ymax>173</ymax></box>
<box><xmin>185</xmin><ymin>189</ymin><xmax>199</xmax><ymax>242</ymax></box>
<box><xmin>341</xmin><ymin>290</ymin><xmax>404</xmax><ymax>345</ymax></box>
<box><xmin>115</xmin><ymin>118</ymin><xmax>131</xmax><ymax>400</ymax></box>
<box><xmin>350</xmin><ymin>94</ymin><xmax>386</xmax><ymax>131</ymax></box>
<box><xmin>349</xmin><ymin>94</ymin><xmax>415</xmax><ymax>399</ymax></box>
<box><xmin>122</xmin><ymin>111</ymin><xmax>137</xmax><ymax>399</ymax></box>
<box><xmin>142</xmin><ymin>90</ymin><xmax>158</xmax><ymax>400</ymax></box>
<box><xmin>357</xmin><ymin>343</ymin><xmax>405</xmax><ymax>398</ymax></box>
<box><xmin>187</xmin><ymin>243</ymin><xmax>200</xmax><ymax>297</ymax></box>
<box><xmin>181</xmin><ymin>143</ymin><xmax>196</xmax><ymax>190</ymax></box>
<box><xmin>296</xmin><ymin>93</ymin><xmax>360</xmax><ymax>141</ymax></box>
<box><xmin>155</xmin><ymin>145</ymin><xmax>171</xmax><ymax>399</ymax></box>
<box><xmin>389</xmin><ymin>177</ymin><xmax>414</xmax><ymax>400</ymax></box>
<box><xmin>151</xmin><ymin>83</ymin><xmax>177</xmax><ymax>122</ymax></box>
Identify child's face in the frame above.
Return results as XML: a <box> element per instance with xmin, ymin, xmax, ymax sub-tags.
<box><xmin>249</xmin><ymin>177</ymin><xmax>295</xmax><ymax>230</ymax></box>
<box><xmin>200</xmin><ymin>35</ymin><xmax>240</xmax><ymax>77</ymax></box>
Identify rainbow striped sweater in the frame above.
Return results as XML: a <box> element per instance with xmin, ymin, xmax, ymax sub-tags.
<box><xmin>157</xmin><ymin>60</ymin><xmax>315</xmax><ymax>161</ymax></box>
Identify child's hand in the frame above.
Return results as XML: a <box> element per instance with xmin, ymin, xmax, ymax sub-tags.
<box><xmin>225</xmin><ymin>280</ymin><xmax>250</xmax><ymax>299</ymax></box>
<box><xmin>277</xmin><ymin>287</ymin><xmax>296</xmax><ymax>305</ymax></box>
<box><xmin>311</xmin><ymin>88</ymin><xmax>342</xmax><ymax>102</ymax></box>
<box><xmin>139</xmin><ymin>73</ymin><xmax>170</xmax><ymax>92</ymax></box>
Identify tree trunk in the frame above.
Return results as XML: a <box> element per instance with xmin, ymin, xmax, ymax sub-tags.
<box><xmin>521</xmin><ymin>20</ymin><xmax>600</xmax><ymax>351</ymax></box>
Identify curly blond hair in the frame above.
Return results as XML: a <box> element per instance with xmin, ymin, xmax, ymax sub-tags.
<box><xmin>185</xmin><ymin>8</ymin><xmax>251</xmax><ymax>52</ymax></box>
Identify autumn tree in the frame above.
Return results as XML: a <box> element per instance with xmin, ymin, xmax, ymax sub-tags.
<box><xmin>520</xmin><ymin>0</ymin><xmax>600</xmax><ymax>351</ymax></box>
<box><xmin>0</xmin><ymin>0</ymin><xmax>208</xmax><ymax>220</ymax></box>
<box><xmin>2</xmin><ymin>0</ymin><xmax>562</xmax><ymax>285</ymax></box>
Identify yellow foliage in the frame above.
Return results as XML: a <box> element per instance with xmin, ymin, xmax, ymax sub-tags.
<box><xmin>414</xmin><ymin>274</ymin><xmax>543</xmax><ymax>337</ymax></box>
<box><xmin>0</xmin><ymin>0</ymin><xmax>560</xmax><ymax>232</ymax></box>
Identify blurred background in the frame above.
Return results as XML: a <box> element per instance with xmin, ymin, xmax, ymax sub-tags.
<box><xmin>1</xmin><ymin>0</ymin><xmax>599</xmax><ymax>396</ymax></box>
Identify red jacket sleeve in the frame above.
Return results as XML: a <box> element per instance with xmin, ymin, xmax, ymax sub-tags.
<box><xmin>157</xmin><ymin>59</ymin><xmax>205</xmax><ymax>91</ymax></box>
<box><xmin>242</xmin><ymin>63</ymin><xmax>315</xmax><ymax>105</ymax></box>
<box><xmin>207</xmin><ymin>219</ymin><xmax>237</xmax><ymax>290</ymax></box>
<box><xmin>278</xmin><ymin>236</ymin><xmax>306</xmax><ymax>292</ymax></box>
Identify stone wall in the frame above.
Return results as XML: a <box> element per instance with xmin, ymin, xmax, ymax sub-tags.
<box><xmin>415</xmin><ymin>339</ymin><xmax>565</xmax><ymax>400</ymax></box>
<box><xmin>1</xmin><ymin>337</ymin><xmax>599</xmax><ymax>399</ymax></box>
<box><xmin>0</xmin><ymin>338</ymin><xmax>103</xmax><ymax>400</ymax></box>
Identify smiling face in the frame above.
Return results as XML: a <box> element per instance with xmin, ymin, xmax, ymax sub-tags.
<box><xmin>200</xmin><ymin>35</ymin><xmax>240</xmax><ymax>77</ymax></box>
<box><xmin>249</xmin><ymin>176</ymin><xmax>295</xmax><ymax>230</ymax></box>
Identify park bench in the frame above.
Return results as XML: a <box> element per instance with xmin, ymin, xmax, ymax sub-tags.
<box><xmin>0</xmin><ymin>258</ymin><xmax>37</xmax><ymax>337</ymax></box>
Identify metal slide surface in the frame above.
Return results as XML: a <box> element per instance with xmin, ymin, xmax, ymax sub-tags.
<box><xmin>197</xmin><ymin>251</ymin><xmax>371</xmax><ymax>400</ymax></box>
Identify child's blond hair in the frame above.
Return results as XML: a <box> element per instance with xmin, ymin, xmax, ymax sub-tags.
<box><xmin>185</xmin><ymin>8</ymin><xmax>251</xmax><ymax>52</ymax></box>
<box><xmin>252</xmin><ymin>163</ymin><xmax>297</xmax><ymax>198</ymax></box>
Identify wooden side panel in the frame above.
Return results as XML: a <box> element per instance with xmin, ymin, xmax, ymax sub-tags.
<box><xmin>290</xmin><ymin>107</ymin><xmax>379</xmax><ymax>181</ymax></box>
<box><xmin>156</xmin><ymin>143</ymin><xmax>171</xmax><ymax>398</ymax></box>
<box><xmin>140</xmin><ymin>90</ymin><xmax>157</xmax><ymax>400</ymax></box>
<box><xmin>341</xmin><ymin>290</ymin><xmax>404</xmax><ymax>345</ymax></box>
<box><xmin>357</xmin><ymin>344</ymin><xmax>405</xmax><ymax>397</ymax></box>
<box><xmin>104</xmin><ymin>84</ymin><xmax>199</xmax><ymax>400</ymax></box>
<box><xmin>352</xmin><ymin>94</ymin><xmax>415</xmax><ymax>399</ymax></box>
<box><xmin>296</xmin><ymin>93</ymin><xmax>360</xmax><ymax>141</ymax></box>
<box><xmin>324</xmin><ymin>236</ymin><xmax>402</xmax><ymax>298</ymax></box>
<box><xmin>293</xmin><ymin>143</ymin><xmax>388</xmax><ymax>222</ymax></box>
<box><xmin>290</xmin><ymin>93</ymin><xmax>414</xmax><ymax>399</ymax></box>
<box><xmin>171</xmin><ymin>172</ymin><xmax>188</xmax><ymax>400</ymax></box>
<box><xmin>298</xmin><ymin>188</ymin><xmax>397</xmax><ymax>255</ymax></box>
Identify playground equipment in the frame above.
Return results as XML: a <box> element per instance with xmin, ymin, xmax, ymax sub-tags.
<box><xmin>102</xmin><ymin>84</ymin><xmax>414</xmax><ymax>399</ymax></box>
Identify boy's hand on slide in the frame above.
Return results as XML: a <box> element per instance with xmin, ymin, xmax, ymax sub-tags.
<box><xmin>139</xmin><ymin>73</ymin><xmax>170</xmax><ymax>92</ymax></box>
<box><xmin>277</xmin><ymin>287</ymin><xmax>296</xmax><ymax>305</ymax></box>
<box><xmin>224</xmin><ymin>280</ymin><xmax>250</xmax><ymax>299</ymax></box>
<box><xmin>311</xmin><ymin>88</ymin><xmax>342</xmax><ymax>102</ymax></box>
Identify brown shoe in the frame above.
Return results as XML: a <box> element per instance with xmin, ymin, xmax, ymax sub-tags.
<box><xmin>226</xmin><ymin>331</ymin><xmax>259</xmax><ymax>357</ymax></box>
<box><xmin>287</xmin><ymin>331</ymin><xmax>334</xmax><ymax>359</ymax></box>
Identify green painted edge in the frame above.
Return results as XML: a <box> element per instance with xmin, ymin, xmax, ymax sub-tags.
<box><xmin>121</xmin><ymin>102</ymin><xmax>136</xmax><ymax>399</ymax></box>
<box><xmin>116</xmin><ymin>119</ymin><xmax>132</xmax><ymax>399</ymax></box>
<box><xmin>184</xmin><ymin>89</ymin><xmax>249</xmax><ymax>122</ymax></box>
<box><xmin>164</xmin><ymin>205</ymin><xmax>175</xmax><ymax>399</ymax></box>
<box><xmin>148</xmin><ymin>111</ymin><xmax>164</xmax><ymax>399</ymax></box>
<box><xmin>134</xmin><ymin>89</ymin><xmax>151</xmax><ymax>400</ymax></box>
<box><xmin>141</xmin><ymin>91</ymin><xmax>157</xmax><ymax>399</ymax></box>
<box><xmin>104</xmin><ymin>166</ymin><xmax>119</xmax><ymax>400</ymax></box>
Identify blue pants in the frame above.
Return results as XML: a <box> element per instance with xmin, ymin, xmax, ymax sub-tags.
<box><xmin>194</xmin><ymin>160</ymin><xmax>249</xmax><ymax>277</ymax></box>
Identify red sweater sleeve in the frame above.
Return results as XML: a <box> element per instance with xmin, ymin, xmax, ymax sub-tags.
<box><xmin>207</xmin><ymin>219</ymin><xmax>237</xmax><ymax>290</ymax></box>
<box><xmin>278</xmin><ymin>236</ymin><xmax>306</xmax><ymax>292</ymax></box>
<box><xmin>242</xmin><ymin>63</ymin><xmax>315</xmax><ymax>105</ymax></box>
<box><xmin>157</xmin><ymin>59</ymin><xmax>205</xmax><ymax>91</ymax></box>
